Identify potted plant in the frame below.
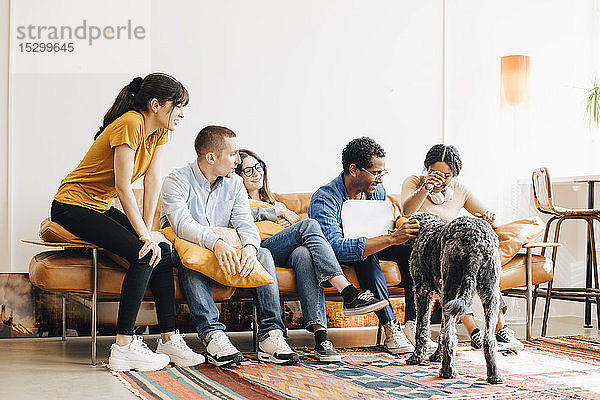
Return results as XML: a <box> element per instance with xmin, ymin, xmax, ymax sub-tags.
<box><xmin>586</xmin><ymin>80</ymin><xmax>600</xmax><ymax>128</ymax></box>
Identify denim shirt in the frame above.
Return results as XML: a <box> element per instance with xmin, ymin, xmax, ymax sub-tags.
<box><xmin>308</xmin><ymin>172</ymin><xmax>386</xmax><ymax>262</ymax></box>
<box><xmin>160</xmin><ymin>161</ymin><xmax>260</xmax><ymax>251</ymax></box>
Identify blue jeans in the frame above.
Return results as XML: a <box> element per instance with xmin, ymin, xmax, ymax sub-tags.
<box><xmin>345</xmin><ymin>245</ymin><xmax>415</xmax><ymax>325</ymax></box>
<box><xmin>262</xmin><ymin>219</ymin><xmax>344</xmax><ymax>331</ymax></box>
<box><xmin>178</xmin><ymin>247</ymin><xmax>285</xmax><ymax>339</ymax></box>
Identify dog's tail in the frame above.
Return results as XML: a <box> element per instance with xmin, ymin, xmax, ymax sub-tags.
<box><xmin>443</xmin><ymin>276</ymin><xmax>476</xmax><ymax>317</ymax></box>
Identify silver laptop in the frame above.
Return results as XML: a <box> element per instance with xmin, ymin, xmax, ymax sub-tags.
<box><xmin>341</xmin><ymin>200</ymin><xmax>395</xmax><ymax>239</ymax></box>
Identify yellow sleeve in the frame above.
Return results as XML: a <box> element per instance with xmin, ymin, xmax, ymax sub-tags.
<box><xmin>157</xmin><ymin>129</ymin><xmax>169</xmax><ymax>146</ymax></box>
<box><xmin>108</xmin><ymin>113</ymin><xmax>142</xmax><ymax>150</ymax></box>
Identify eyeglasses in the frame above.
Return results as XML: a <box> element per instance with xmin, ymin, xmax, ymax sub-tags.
<box><xmin>360</xmin><ymin>167</ymin><xmax>388</xmax><ymax>180</ymax></box>
<box><xmin>240</xmin><ymin>162</ymin><xmax>264</xmax><ymax>177</ymax></box>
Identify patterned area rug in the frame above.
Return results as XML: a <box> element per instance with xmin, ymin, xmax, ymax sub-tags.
<box><xmin>112</xmin><ymin>337</ymin><xmax>600</xmax><ymax>400</ymax></box>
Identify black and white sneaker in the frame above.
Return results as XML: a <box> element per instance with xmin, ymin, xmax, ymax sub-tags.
<box><xmin>203</xmin><ymin>330</ymin><xmax>243</xmax><ymax>367</ymax></box>
<box><xmin>496</xmin><ymin>326</ymin><xmax>523</xmax><ymax>351</ymax></box>
<box><xmin>470</xmin><ymin>328</ymin><xmax>483</xmax><ymax>350</ymax></box>
<box><xmin>343</xmin><ymin>290</ymin><xmax>388</xmax><ymax>316</ymax></box>
<box><xmin>314</xmin><ymin>340</ymin><xmax>341</xmax><ymax>363</ymax></box>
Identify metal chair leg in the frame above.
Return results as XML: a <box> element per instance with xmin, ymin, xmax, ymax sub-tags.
<box><xmin>62</xmin><ymin>296</ymin><xmax>67</xmax><ymax>341</ymax></box>
<box><xmin>252</xmin><ymin>302</ymin><xmax>258</xmax><ymax>353</ymax></box>
<box><xmin>532</xmin><ymin>284</ymin><xmax>539</xmax><ymax>317</ymax></box>
<box><xmin>542</xmin><ymin>217</ymin><xmax>564</xmax><ymax>337</ymax></box>
<box><xmin>91</xmin><ymin>248</ymin><xmax>98</xmax><ymax>366</ymax></box>
<box><xmin>587</xmin><ymin>219</ymin><xmax>600</xmax><ymax>330</ymax></box>
<box><xmin>526</xmin><ymin>247</ymin><xmax>533</xmax><ymax>341</ymax></box>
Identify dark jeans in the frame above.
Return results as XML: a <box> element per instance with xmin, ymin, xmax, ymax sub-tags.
<box><xmin>345</xmin><ymin>244</ymin><xmax>415</xmax><ymax>325</ymax></box>
<box><xmin>51</xmin><ymin>200</ymin><xmax>177</xmax><ymax>335</ymax></box>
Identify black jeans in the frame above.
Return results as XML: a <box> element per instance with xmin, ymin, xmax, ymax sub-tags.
<box><xmin>345</xmin><ymin>244</ymin><xmax>415</xmax><ymax>324</ymax></box>
<box><xmin>51</xmin><ymin>200</ymin><xmax>176</xmax><ymax>335</ymax></box>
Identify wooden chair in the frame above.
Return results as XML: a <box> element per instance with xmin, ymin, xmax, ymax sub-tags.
<box><xmin>531</xmin><ymin>167</ymin><xmax>600</xmax><ymax>336</ymax></box>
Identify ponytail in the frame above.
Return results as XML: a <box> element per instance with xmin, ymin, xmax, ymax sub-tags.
<box><xmin>94</xmin><ymin>73</ymin><xmax>189</xmax><ymax>140</ymax></box>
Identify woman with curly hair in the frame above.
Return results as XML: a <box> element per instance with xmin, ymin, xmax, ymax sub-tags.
<box><xmin>401</xmin><ymin>144</ymin><xmax>522</xmax><ymax>351</ymax></box>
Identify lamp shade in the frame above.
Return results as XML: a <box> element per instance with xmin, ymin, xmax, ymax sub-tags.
<box><xmin>501</xmin><ymin>55</ymin><xmax>530</xmax><ymax>106</ymax></box>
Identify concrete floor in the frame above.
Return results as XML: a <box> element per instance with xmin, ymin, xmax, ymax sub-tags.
<box><xmin>0</xmin><ymin>316</ymin><xmax>598</xmax><ymax>400</ymax></box>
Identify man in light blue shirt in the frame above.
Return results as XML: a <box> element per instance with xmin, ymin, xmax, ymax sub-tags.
<box><xmin>161</xmin><ymin>125</ymin><xmax>298</xmax><ymax>367</ymax></box>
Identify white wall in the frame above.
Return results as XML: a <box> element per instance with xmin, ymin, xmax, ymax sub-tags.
<box><xmin>0</xmin><ymin>0</ymin><xmax>9</xmax><ymax>273</ymax></box>
<box><xmin>7</xmin><ymin>1</ymin><xmax>443</xmax><ymax>272</ymax></box>
<box><xmin>445</xmin><ymin>0</ymin><xmax>599</xmax><ymax>321</ymax></box>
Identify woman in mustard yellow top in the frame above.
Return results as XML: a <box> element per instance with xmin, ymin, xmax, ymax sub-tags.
<box><xmin>51</xmin><ymin>73</ymin><xmax>204</xmax><ymax>371</ymax></box>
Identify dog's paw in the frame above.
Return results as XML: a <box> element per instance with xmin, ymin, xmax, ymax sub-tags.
<box><xmin>428</xmin><ymin>349</ymin><xmax>441</xmax><ymax>362</ymax></box>
<box><xmin>439</xmin><ymin>366</ymin><xmax>458</xmax><ymax>379</ymax></box>
<box><xmin>487</xmin><ymin>374</ymin><xmax>504</xmax><ymax>385</ymax></box>
<box><xmin>406</xmin><ymin>354</ymin><xmax>424</xmax><ymax>365</ymax></box>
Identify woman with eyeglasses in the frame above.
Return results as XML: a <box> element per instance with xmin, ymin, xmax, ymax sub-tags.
<box><xmin>235</xmin><ymin>149</ymin><xmax>388</xmax><ymax>363</ymax></box>
<box><xmin>400</xmin><ymin>144</ymin><xmax>522</xmax><ymax>352</ymax></box>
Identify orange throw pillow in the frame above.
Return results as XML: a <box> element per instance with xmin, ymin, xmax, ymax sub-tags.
<box><xmin>160</xmin><ymin>227</ymin><xmax>274</xmax><ymax>288</ymax></box>
<box><xmin>494</xmin><ymin>217</ymin><xmax>545</xmax><ymax>265</ymax></box>
<box><xmin>248</xmin><ymin>199</ymin><xmax>285</xmax><ymax>240</ymax></box>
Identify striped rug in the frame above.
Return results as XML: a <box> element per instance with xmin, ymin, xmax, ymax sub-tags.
<box><xmin>112</xmin><ymin>338</ymin><xmax>600</xmax><ymax>400</ymax></box>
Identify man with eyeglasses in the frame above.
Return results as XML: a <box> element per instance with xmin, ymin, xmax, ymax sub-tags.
<box><xmin>308</xmin><ymin>136</ymin><xmax>425</xmax><ymax>355</ymax></box>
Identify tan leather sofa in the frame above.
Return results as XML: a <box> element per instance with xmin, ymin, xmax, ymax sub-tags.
<box><xmin>28</xmin><ymin>190</ymin><xmax>553</xmax><ymax>363</ymax></box>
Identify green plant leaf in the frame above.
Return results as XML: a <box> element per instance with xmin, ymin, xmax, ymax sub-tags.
<box><xmin>586</xmin><ymin>81</ymin><xmax>600</xmax><ymax>128</ymax></box>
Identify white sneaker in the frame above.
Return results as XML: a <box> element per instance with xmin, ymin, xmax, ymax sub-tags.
<box><xmin>383</xmin><ymin>320</ymin><xmax>415</xmax><ymax>354</ymax></box>
<box><xmin>496</xmin><ymin>326</ymin><xmax>524</xmax><ymax>351</ymax></box>
<box><xmin>404</xmin><ymin>320</ymin><xmax>438</xmax><ymax>353</ymax></box>
<box><xmin>204</xmin><ymin>330</ymin><xmax>243</xmax><ymax>367</ymax></box>
<box><xmin>108</xmin><ymin>335</ymin><xmax>170</xmax><ymax>372</ymax></box>
<box><xmin>156</xmin><ymin>330</ymin><xmax>205</xmax><ymax>367</ymax></box>
<box><xmin>258</xmin><ymin>330</ymin><xmax>299</xmax><ymax>364</ymax></box>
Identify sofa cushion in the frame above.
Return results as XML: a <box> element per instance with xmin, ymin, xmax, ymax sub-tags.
<box><xmin>161</xmin><ymin>227</ymin><xmax>274</xmax><ymax>288</ymax></box>
<box><xmin>273</xmin><ymin>193</ymin><xmax>312</xmax><ymax>220</ymax></box>
<box><xmin>39</xmin><ymin>218</ymin><xmax>94</xmax><ymax>246</ymax></box>
<box><xmin>499</xmin><ymin>253</ymin><xmax>553</xmax><ymax>291</ymax></box>
<box><xmin>28</xmin><ymin>250</ymin><xmax>235</xmax><ymax>301</ymax></box>
<box><xmin>276</xmin><ymin>261</ymin><xmax>401</xmax><ymax>295</ymax></box>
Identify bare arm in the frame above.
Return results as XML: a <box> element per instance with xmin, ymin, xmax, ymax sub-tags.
<box><xmin>114</xmin><ymin>145</ymin><xmax>160</xmax><ymax>266</ymax></box>
<box><xmin>401</xmin><ymin>172</ymin><xmax>446</xmax><ymax>216</ymax></box>
<box><xmin>463</xmin><ymin>187</ymin><xmax>496</xmax><ymax>227</ymax></box>
<box><xmin>362</xmin><ymin>219</ymin><xmax>420</xmax><ymax>257</ymax></box>
<box><xmin>114</xmin><ymin>145</ymin><xmax>151</xmax><ymax>239</ymax></box>
<box><xmin>142</xmin><ymin>145</ymin><xmax>165</xmax><ymax>231</ymax></box>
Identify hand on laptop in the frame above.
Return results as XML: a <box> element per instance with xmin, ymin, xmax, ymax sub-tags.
<box><xmin>389</xmin><ymin>219</ymin><xmax>420</xmax><ymax>244</ymax></box>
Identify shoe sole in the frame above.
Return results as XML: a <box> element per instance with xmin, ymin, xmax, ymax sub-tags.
<box><xmin>257</xmin><ymin>351</ymin><xmax>299</xmax><ymax>365</ymax></box>
<box><xmin>313</xmin><ymin>350</ymin><xmax>341</xmax><ymax>363</ymax></box>
<box><xmin>344</xmin><ymin>300</ymin><xmax>389</xmax><ymax>316</ymax></box>
<box><xmin>157</xmin><ymin>352</ymin><xmax>206</xmax><ymax>367</ymax></box>
<box><xmin>383</xmin><ymin>345</ymin><xmax>414</xmax><ymax>355</ymax></box>
<box><xmin>108</xmin><ymin>356</ymin><xmax>170</xmax><ymax>372</ymax></box>
<box><xmin>206</xmin><ymin>352</ymin><xmax>243</xmax><ymax>367</ymax></box>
